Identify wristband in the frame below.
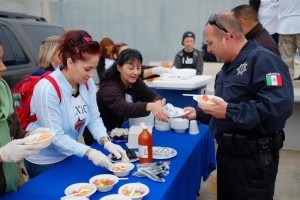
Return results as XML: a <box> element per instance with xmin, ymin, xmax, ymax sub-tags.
<box><xmin>100</xmin><ymin>136</ymin><xmax>111</xmax><ymax>146</ymax></box>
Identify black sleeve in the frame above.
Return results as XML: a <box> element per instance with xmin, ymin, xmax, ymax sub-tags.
<box><xmin>249</xmin><ymin>0</ymin><xmax>260</xmax><ymax>13</ymax></box>
<box><xmin>97</xmin><ymin>57</ymin><xmax>106</xmax><ymax>82</ymax></box>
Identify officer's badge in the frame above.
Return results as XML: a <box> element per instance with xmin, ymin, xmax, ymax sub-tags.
<box><xmin>237</xmin><ymin>62</ymin><xmax>247</xmax><ymax>75</ymax></box>
<box><xmin>266</xmin><ymin>73</ymin><xmax>283</xmax><ymax>86</ymax></box>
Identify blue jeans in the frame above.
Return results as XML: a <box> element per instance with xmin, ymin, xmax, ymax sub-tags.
<box><xmin>24</xmin><ymin>159</ymin><xmax>60</xmax><ymax>179</ymax></box>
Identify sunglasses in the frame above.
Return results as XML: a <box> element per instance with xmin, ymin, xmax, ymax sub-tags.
<box><xmin>207</xmin><ymin>14</ymin><xmax>230</xmax><ymax>34</ymax></box>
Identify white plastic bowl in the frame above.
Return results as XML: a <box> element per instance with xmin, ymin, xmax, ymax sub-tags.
<box><xmin>170</xmin><ymin>118</ymin><xmax>189</xmax><ymax>133</ymax></box>
<box><xmin>108</xmin><ymin>162</ymin><xmax>134</xmax><ymax>177</ymax></box>
<box><xmin>100</xmin><ymin>194</ymin><xmax>132</xmax><ymax>200</ymax></box>
<box><xmin>25</xmin><ymin>131</ymin><xmax>55</xmax><ymax>148</ymax></box>
<box><xmin>118</xmin><ymin>183</ymin><xmax>149</xmax><ymax>200</ymax></box>
<box><xmin>89</xmin><ymin>174</ymin><xmax>119</xmax><ymax>192</ymax></box>
<box><xmin>154</xmin><ymin>119</ymin><xmax>171</xmax><ymax>131</ymax></box>
<box><xmin>64</xmin><ymin>182</ymin><xmax>96</xmax><ymax>198</ymax></box>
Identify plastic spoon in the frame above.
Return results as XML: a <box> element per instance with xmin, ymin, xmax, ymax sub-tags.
<box><xmin>60</xmin><ymin>188</ymin><xmax>91</xmax><ymax>199</ymax></box>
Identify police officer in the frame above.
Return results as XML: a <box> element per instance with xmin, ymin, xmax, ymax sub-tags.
<box><xmin>184</xmin><ymin>13</ymin><xmax>294</xmax><ymax>200</ymax></box>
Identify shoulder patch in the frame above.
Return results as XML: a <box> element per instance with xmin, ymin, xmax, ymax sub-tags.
<box><xmin>266</xmin><ymin>73</ymin><xmax>283</xmax><ymax>87</ymax></box>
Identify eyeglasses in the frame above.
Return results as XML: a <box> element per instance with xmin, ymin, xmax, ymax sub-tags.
<box><xmin>207</xmin><ymin>14</ymin><xmax>230</xmax><ymax>34</ymax></box>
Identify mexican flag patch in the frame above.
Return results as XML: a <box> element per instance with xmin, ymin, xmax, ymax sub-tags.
<box><xmin>266</xmin><ymin>73</ymin><xmax>283</xmax><ymax>86</ymax></box>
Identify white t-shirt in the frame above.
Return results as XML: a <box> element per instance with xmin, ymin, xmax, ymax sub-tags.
<box><xmin>104</xmin><ymin>58</ymin><xmax>115</xmax><ymax>70</ymax></box>
<box><xmin>71</xmin><ymin>91</ymin><xmax>87</xmax><ymax>131</ymax></box>
<box><xmin>258</xmin><ymin>0</ymin><xmax>279</xmax><ymax>35</ymax></box>
<box><xmin>277</xmin><ymin>0</ymin><xmax>300</xmax><ymax>34</ymax></box>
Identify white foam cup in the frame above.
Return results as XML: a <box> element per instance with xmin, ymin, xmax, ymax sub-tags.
<box><xmin>189</xmin><ymin>120</ymin><xmax>199</xmax><ymax>135</ymax></box>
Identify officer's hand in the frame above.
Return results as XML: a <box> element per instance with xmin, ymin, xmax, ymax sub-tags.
<box><xmin>183</xmin><ymin>107</ymin><xmax>196</xmax><ymax>120</ymax></box>
<box><xmin>199</xmin><ymin>98</ymin><xmax>227</xmax><ymax>119</ymax></box>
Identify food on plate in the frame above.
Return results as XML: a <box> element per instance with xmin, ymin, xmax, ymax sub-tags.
<box><xmin>121</xmin><ymin>186</ymin><xmax>145</xmax><ymax>197</ymax></box>
<box><xmin>93</xmin><ymin>178</ymin><xmax>115</xmax><ymax>186</ymax></box>
<box><xmin>198</xmin><ymin>95</ymin><xmax>211</xmax><ymax>103</ymax></box>
<box><xmin>31</xmin><ymin>133</ymin><xmax>51</xmax><ymax>143</ymax></box>
<box><xmin>112</xmin><ymin>165</ymin><xmax>127</xmax><ymax>172</ymax></box>
<box><xmin>71</xmin><ymin>186</ymin><xmax>92</xmax><ymax>196</ymax></box>
<box><xmin>112</xmin><ymin>149</ymin><xmax>137</xmax><ymax>161</ymax></box>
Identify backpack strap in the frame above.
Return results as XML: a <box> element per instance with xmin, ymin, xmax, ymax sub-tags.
<box><xmin>27</xmin><ymin>75</ymin><xmax>61</xmax><ymax>123</ymax></box>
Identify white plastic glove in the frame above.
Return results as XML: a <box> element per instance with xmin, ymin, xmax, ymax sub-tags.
<box><xmin>0</xmin><ymin>138</ymin><xmax>41</xmax><ymax>162</ymax></box>
<box><xmin>88</xmin><ymin>149</ymin><xmax>113</xmax><ymax>168</ymax></box>
<box><xmin>104</xmin><ymin>142</ymin><xmax>129</xmax><ymax>162</ymax></box>
<box><xmin>29</xmin><ymin>127</ymin><xmax>52</xmax><ymax>135</ymax></box>
<box><xmin>152</xmin><ymin>67</ymin><xmax>171</xmax><ymax>75</ymax></box>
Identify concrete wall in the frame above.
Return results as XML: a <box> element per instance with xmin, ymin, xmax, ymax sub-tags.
<box><xmin>49</xmin><ymin>0</ymin><xmax>248</xmax><ymax>65</ymax></box>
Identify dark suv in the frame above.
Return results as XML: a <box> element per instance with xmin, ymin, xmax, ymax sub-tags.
<box><xmin>0</xmin><ymin>11</ymin><xmax>65</xmax><ymax>88</ymax></box>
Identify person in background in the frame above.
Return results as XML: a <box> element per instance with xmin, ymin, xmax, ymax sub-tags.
<box><xmin>24</xmin><ymin>30</ymin><xmax>128</xmax><ymax>179</ymax></box>
<box><xmin>0</xmin><ymin>41</ymin><xmax>51</xmax><ymax>194</ymax></box>
<box><xmin>98</xmin><ymin>48</ymin><xmax>169</xmax><ymax>131</ymax></box>
<box><xmin>277</xmin><ymin>0</ymin><xmax>300</xmax><ymax>80</ymax></box>
<box><xmin>249</xmin><ymin>0</ymin><xmax>279</xmax><ymax>44</ymax></box>
<box><xmin>96</xmin><ymin>37</ymin><xmax>115</xmax><ymax>83</ymax></box>
<box><xmin>232</xmin><ymin>4</ymin><xmax>280</xmax><ymax>57</ymax></box>
<box><xmin>112</xmin><ymin>43</ymin><xmax>171</xmax><ymax>79</ymax></box>
<box><xmin>173</xmin><ymin>31</ymin><xmax>203</xmax><ymax>75</ymax></box>
<box><xmin>184</xmin><ymin>13</ymin><xmax>293</xmax><ymax>199</ymax></box>
<box><xmin>31</xmin><ymin>35</ymin><xmax>62</xmax><ymax>76</ymax></box>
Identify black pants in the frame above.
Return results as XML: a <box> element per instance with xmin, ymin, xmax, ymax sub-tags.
<box><xmin>216</xmin><ymin>144</ymin><xmax>279</xmax><ymax>200</ymax></box>
<box><xmin>83</xmin><ymin>128</ymin><xmax>96</xmax><ymax>145</ymax></box>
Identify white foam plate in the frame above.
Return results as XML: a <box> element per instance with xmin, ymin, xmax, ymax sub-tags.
<box><xmin>193</xmin><ymin>95</ymin><xmax>223</xmax><ymax>106</ymax></box>
<box><xmin>167</xmin><ymin>107</ymin><xmax>190</xmax><ymax>118</ymax></box>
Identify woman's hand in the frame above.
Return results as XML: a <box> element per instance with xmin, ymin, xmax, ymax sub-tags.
<box><xmin>86</xmin><ymin>148</ymin><xmax>113</xmax><ymax>168</ymax></box>
<box><xmin>146</xmin><ymin>100</ymin><xmax>169</xmax><ymax>122</ymax></box>
<box><xmin>104</xmin><ymin>142</ymin><xmax>129</xmax><ymax>162</ymax></box>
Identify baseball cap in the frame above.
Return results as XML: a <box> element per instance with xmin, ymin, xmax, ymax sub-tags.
<box><xmin>182</xmin><ymin>31</ymin><xmax>195</xmax><ymax>45</ymax></box>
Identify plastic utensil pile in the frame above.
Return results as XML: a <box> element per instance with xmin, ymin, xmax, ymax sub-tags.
<box><xmin>133</xmin><ymin>161</ymin><xmax>170</xmax><ymax>182</ymax></box>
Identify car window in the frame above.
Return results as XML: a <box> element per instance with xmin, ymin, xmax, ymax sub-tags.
<box><xmin>0</xmin><ymin>25</ymin><xmax>29</xmax><ymax>66</ymax></box>
<box><xmin>22</xmin><ymin>25</ymin><xmax>64</xmax><ymax>49</ymax></box>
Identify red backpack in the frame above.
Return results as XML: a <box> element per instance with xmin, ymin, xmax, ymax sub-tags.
<box><xmin>12</xmin><ymin>72</ymin><xmax>61</xmax><ymax>129</ymax></box>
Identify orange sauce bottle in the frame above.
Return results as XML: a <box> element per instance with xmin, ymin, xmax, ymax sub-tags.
<box><xmin>138</xmin><ymin>123</ymin><xmax>152</xmax><ymax>163</ymax></box>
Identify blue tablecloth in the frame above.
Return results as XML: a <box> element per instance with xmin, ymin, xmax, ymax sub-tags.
<box><xmin>9</xmin><ymin>123</ymin><xmax>216</xmax><ymax>200</ymax></box>
<box><xmin>1</xmin><ymin>191</ymin><xmax>56</xmax><ymax>200</ymax></box>
<box><xmin>150</xmin><ymin>88</ymin><xmax>204</xmax><ymax>108</ymax></box>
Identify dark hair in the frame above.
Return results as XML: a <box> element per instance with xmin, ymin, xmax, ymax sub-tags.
<box><xmin>231</xmin><ymin>4</ymin><xmax>258</xmax><ymax>22</ymax></box>
<box><xmin>102</xmin><ymin>48</ymin><xmax>143</xmax><ymax>82</ymax></box>
<box><xmin>113</xmin><ymin>43</ymin><xmax>128</xmax><ymax>56</ymax></box>
<box><xmin>58</xmin><ymin>30</ymin><xmax>100</xmax><ymax>68</ymax></box>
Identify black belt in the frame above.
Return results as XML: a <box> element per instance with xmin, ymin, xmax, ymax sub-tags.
<box><xmin>221</xmin><ymin>130</ymin><xmax>285</xmax><ymax>152</ymax></box>
<box><xmin>248</xmin><ymin>131</ymin><xmax>285</xmax><ymax>152</ymax></box>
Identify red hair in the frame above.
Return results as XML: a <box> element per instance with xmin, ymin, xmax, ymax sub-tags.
<box><xmin>58</xmin><ymin>30</ymin><xmax>100</xmax><ymax>67</ymax></box>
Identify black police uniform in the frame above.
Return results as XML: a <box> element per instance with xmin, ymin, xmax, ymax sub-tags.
<box><xmin>196</xmin><ymin>40</ymin><xmax>294</xmax><ymax>200</ymax></box>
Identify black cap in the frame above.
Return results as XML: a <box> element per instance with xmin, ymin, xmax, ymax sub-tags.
<box><xmin>182</xmin><ymin>31</ymin><xmax>195</xmax><ymax>45</ymax></box>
